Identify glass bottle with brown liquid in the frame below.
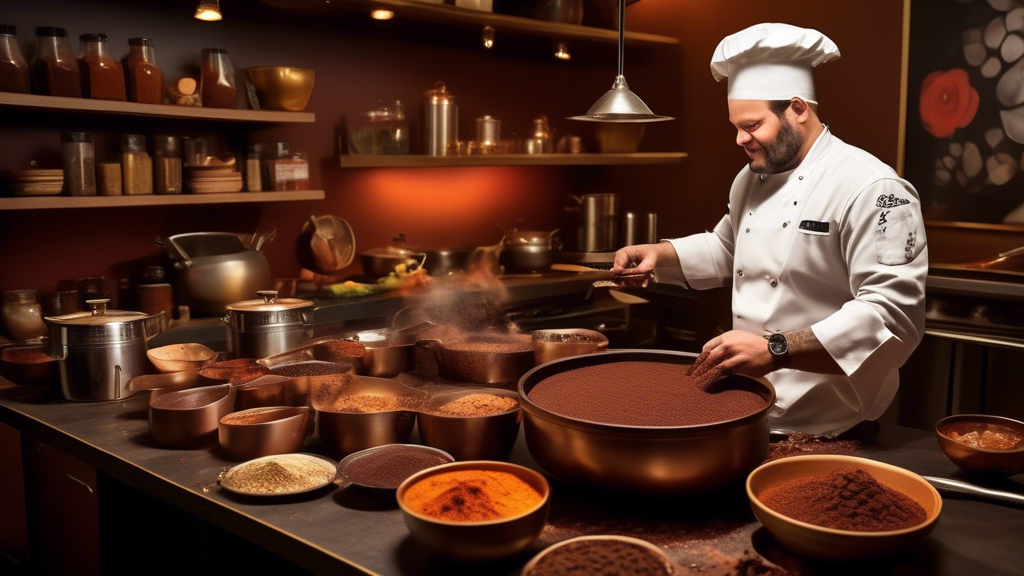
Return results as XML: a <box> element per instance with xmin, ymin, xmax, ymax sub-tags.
<box><xmin>78</xmin><ymin>33</ymin><xmax>125</xmax><ymax>101</ymax></box>
<box><xmin>125</xmin><ymin>37</ymin><xmax>163</xmax><ymax>104</ymax></box>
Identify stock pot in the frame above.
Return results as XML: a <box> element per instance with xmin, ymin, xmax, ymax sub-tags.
<box><xmin>46</xmin><ymin>299</ymin><xmax>160</xmax><ymax>401</ymax></box>
<box><xmin>223</xmin><ymin>290</ymin><xmax>314</xmax><ymax>359</ymax></box>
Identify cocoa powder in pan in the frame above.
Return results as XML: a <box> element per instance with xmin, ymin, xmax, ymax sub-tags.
<box><xmin>340</xmin><ymin>446</ymin><xmax>450</xmax><ymax>489</ymax></box>
<box><xmin>528</xmin><ymin>361</ymin><xmax>769</xmax><ymax>427</ymax></box>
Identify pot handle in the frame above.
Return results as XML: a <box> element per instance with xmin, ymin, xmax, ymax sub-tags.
<box><xmin>248</xmin><ymin>225</ymin><xmax>277</xmax><ymax>252</ymax></box>
<box><xmin>154</xmin><ymin>236</ymin><xmax>192</xmax><ymax>270</ymax></box>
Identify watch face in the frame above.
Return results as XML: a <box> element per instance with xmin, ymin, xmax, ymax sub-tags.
<box><xmin>768</xmin><ymin>334</ymin><xmax>788</xmax><ymax>356</ymax></box>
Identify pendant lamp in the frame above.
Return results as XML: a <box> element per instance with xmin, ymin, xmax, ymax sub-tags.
<box><xmin>569</xmin><ymin>0</ymin><xmax>672</xmax><ymax>123</ymax></box>
<box><xmin>195</xmin><ymin>0</ymin><xmax>223</xmax><ymax>21</ymax></box>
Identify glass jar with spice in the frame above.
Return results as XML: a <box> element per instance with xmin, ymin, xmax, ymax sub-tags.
<box><xmin>200</xmin><ymin>48</ymin><xmax>236</xmax><ymax>109</ymax></box>
<box><xmin>0</xmin><ymin>25</ymin><xmax>30</xmax><ymax>94</ymax></box>
<box><xmin>61</xmin><ymin>132</ymin><xmax>96</xmax><ymax>196</ymax></box>
<box><xmin>31</xmin><ymin>27</ymin><xmax>80</xmax><ymax>97</ymax></box>
<box><xmin>121</xmin><ymin>134</ymin><xmax>153</xmax><ymax>195</ymax></box>
<box><xmin>267</xmin><ymin>150</ymin><xmax>309</xmax><ymax>191</ymax></box>
<box><xmin>2</xmin><ymin>289</ymin><xmax>48</xmax><ymax>342</ymax></box>
<box><xmin>77</xmin><ymin>33</ymin><xmax>125</xmax><ymax>101</ymax></box>
<box><xmin>245</xmin><ymin>143</ymin><xmax>263</xmax><ymax>192</ymax></box>
<box><xmin>153</xmin><ymin>135</ymin><xmax>182</xmax><ymax>194</ymax></box>
<box><xmin>181</xmin><ymin>136</ymin><xmax>208</xmax><ymax>166</ymax></box>
<box><xmin>125</xmin><ymin>37</ymin><xmax>163</xmax><ymax>104</ymax></box>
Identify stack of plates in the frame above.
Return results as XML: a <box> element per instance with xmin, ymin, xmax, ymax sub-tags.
<box><xmin>3</xmin><ymin>169</ymin><xmax>64</xmax><ymax>196</ymax></box>
<box><xmin>185</xmin><ymin>160</ymin><xmax>242</xmax><ymax>194</ymax></box>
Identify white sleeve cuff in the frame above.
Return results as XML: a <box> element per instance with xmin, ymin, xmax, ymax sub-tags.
<box><xmin>811</xmin><ymin>299</ymin><xmax>897</xmax><ymax>378</ymax></box>
<box><xmin>665</xmin><ymin>235</ymin><xmax>731</xmax><ymax>290</ymax></box>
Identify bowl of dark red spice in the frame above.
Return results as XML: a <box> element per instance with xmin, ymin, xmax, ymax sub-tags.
<box><xmin>218</xmin><ymin>406</ymin><xmax>312</xmax><ymax>461</ymax></box>
<box><xmin>521</xmin><ymin>535</ymin><xmax>678</xmax><ymax>576</ymax></box>
<box><xmin>335</xmin><ymin>444</ymin><xmax>453</xmax><ymax>491</ymax></box>
<box><xmin>936</xmin><ymin>414</ymin><xmax>1024</xmax><ymax>475</ymax></box>
<box><xmin>518</xmin><ymin>349</ymin><xmax>775</xmax><ymax>493</ymax></box>
<box><xmin>218</xmin><ymin>453</ymin><xmax>337</xmax><ymax>497</ymax></box>
<box><xmin>313</xmin><ymin>373</ymin><xmax>427</xmax><ymax>456</ymax></box>
<box><xmin>417</xmin><ymin>389</ymin><xmax>522</xmax><ymax>461</ymax></box>
<box><xmin>417</xmin><ymin>329</ymin><xmax>536</xmax><ymax>384</ymax></box>
<box><xmin>396</xmin><ymin>460</ymin><xmax>550</xmax><ymax>560</ymax></box>
<box><xmin>0</xmin><ymin>345</ymin><xmax>59</xmax><ymax>386</ymax></box>
<box><xmin>746</xmin><ymin>455</ymin><xmax>942</xmax><ymax>559</ymax></box>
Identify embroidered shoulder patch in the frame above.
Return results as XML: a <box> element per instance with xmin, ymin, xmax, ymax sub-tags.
<box><xmin>876</xmin><ymin>194</ymin><xmax>911</xmax><ymax>208</ymax></box>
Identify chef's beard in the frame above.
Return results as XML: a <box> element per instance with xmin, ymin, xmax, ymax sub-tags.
<box><xmin>750</xmin><ymin>119</ymin><xmax>803</xmax><ymax>174</ymax></box>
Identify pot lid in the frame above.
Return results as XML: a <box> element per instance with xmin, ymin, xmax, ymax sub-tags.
<box><xmin>46</xmin><ymin>299</ymin><xmax>147</xmax><ymax>326</ymax></box>
<box><xmin>226</xmin><ymin>290</ymin><xmax>312</xmax><ymax>313</ymax></box>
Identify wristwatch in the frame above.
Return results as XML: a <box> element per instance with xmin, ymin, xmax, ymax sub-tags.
<box><xmin>766</xmin><ymin>333</ymin><xmax>789</xmax><ymax>358</ymax></box>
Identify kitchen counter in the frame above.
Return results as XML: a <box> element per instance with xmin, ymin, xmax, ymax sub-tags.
<box><xmin>0</xmin><ymin>379</ymin><xmax>1022</xmax><ymax>575</ymax></box>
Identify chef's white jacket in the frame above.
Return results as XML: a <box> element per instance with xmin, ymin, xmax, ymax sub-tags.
<box><xmin>656</xmin><ymin>127</ymin><xmax>928</xmax><ymax>436</ymax></box>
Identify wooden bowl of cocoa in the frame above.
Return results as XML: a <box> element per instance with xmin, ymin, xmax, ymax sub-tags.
<box><xmin>518</xmin><ymin>349</ymin><xmax>775</xmax><ymax>493</ymax></box>
<box><xmin>396</xmin><ymin>461</ymin><xmax>550</xmax><ymax>560</ymax></box>
<box><xmin>416</xmin><ymin>389</ymin><xmax>521</xmax><ymax>461</ymax></box>
<box><xmin>746</xmin><ymin>455</ymin><xmax>942</xmax><ymax>560</ymax></box>
<box><xmin>935</xmin><ymin>414</ymin><xmax>1024</xmax><ymax>476</ymax></box>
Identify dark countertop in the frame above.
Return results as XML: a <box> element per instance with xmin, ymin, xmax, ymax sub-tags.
<box><xmin>1</xmin><ymin>378</ymin><xmax>1022</xmax><ymax>576</ymax></box>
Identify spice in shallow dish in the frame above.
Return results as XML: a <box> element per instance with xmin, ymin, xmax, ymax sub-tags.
<box><xmin>220</xmin><ymin>454</ymin><xmax>335</xmax><ymax>495</ymax></box>
<box><xmin>526</xmin><ymin>538</ymin><xmax>674</xmax><ymax>576</ymax></box>
<box><xmin>759</xmin><ymin>467</ymin><xmax>927</xmax><ymax>532</ymax></box>
<box><xmin>432</xmin><ymin>394</ymin><xmax>519</xmax><ymax>417</ymax></box>
<box><xmin>339</xmin><ymin>446</ymin><xmax>451</xmax><ymax>490</ymax></box>
<box><xmin>402</xmin><ymin>469</ymin><xmax>543</xmax><ymax>522</ymax></box>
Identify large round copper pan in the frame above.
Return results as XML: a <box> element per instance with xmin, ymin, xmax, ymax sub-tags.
<box><xmin>518</xmin><ymin>349</ymin><xmax>775</xmax><ymax>494</ymax></box>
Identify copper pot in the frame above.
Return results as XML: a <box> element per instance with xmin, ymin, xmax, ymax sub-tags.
<box><xmin>518</xmin><ymin>349</ymin><xmax>775</xmax><ymax>493</ymax></box>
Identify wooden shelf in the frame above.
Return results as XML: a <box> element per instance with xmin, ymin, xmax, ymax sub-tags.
<box><xmin>0</xmin><ymin>93</ymin><xmax>315</xmax><ymax>123</ymax></box>
<box><xmin>338</xmin><ymin>152</ymin><xmax>687</xmax><ymax>168</ymax></box>
<box><xmin>259</xmin><ymin>0</ymin><xmax>679</xmax><ymax>47</ymax></box>
<box><xmin>0</xmin><ymin>190</ymin><xmax>325</xmax><ymax>210</ymax></box>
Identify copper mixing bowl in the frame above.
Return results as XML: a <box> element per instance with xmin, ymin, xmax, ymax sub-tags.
<box><xmin>518</xmin><ymin>349</ymin><xmax>775</xmax><ymax>494</ymax></box>
<box><xmin>935</xmin><ymin>414</ymin><xmax>1024</xmax><ymax>475</ymax></box>
<box><xmin>245</xmin><ymin>66</ymin><xmax>315</xmax><ymax>111</ymax></box>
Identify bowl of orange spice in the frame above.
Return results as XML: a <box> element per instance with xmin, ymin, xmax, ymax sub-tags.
<box><xmin>396</xmin><ymin>461</ymin><xmax>550</xmax><ymax>560</ymax></box>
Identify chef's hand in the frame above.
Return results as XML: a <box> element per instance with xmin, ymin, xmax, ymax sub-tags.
<box><xmin>611</xmin><ymin>242</ymin><xmax>679</xmax><ymax>275</ymax></box>
<box><xmin>689</xmin><ymin>330</ymin><xmax>774</xmax><ymax>380</ymax></box>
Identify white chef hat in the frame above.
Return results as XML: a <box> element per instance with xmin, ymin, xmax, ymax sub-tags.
<box><xmin>710</xmin><ymin>23</ymin><xmax>840</xmax><ymax>104</ymax></box>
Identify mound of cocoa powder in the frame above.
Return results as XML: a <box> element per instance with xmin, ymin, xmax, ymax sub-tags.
<box><xmin>528</xmin><ymin>361</ymin><xmax>770</xmax><ymax>427</ymax></box>
<box><xmin>527</xmin><ymin>539</ymin><xmax>673</xmax><ymax>576</ymax></box>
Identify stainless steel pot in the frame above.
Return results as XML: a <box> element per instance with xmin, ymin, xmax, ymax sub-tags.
<box><xmin>360</xmin><ymin>241</ymin><xmax>426</xmax><ymax>278</ymax></box>
<box><xmin>518</xmin><ymin>349</ymin><xmax>775</xmax><ymax>494</ymax></box>
<box><xmin>156</xmin><ymin>226</ymin><xmax>275</xmax><ymax>315</ymax></box>
<box><xmin>46</xmin><ymin>299</ymin><xmax>160</xmax><ymax>402</ymax></box>
<box><xmin>417</xmin><ymin>332</ymin><xmax>535</xmax><ymax>384</ymax></box>
<box><xmin>222</xmin><ymin>290</ymin><xmax>314</xmax><ymax>359</ymax></box>
<box><xmin>501</xmin><ymin>228</ymin><xmax>560</xmax><ymax>274</ymax></box>
<box><xmin>565</xmin><ymin>193</ymin><xmax>619</xmax><ymax>252</ymax></box>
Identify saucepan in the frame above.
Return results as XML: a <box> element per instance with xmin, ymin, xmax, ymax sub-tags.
<box><xmin>314</xmin><ymin>375</ymin><xmax>428</xmax><ymax>456</ymax></box>
<box><xmin>218</xmin><ymin>406</ymin><xmax>312</xmax><ymax>460</ymax></box>
<box><xmin>149</xmin><ymin>383</ymin><xmax>237</xmax><ymax>448</ymax></box>
<box><xmin>501</xmin><ymin>228</ymin><xmax>561</xmax><ymax>274</ymax></box>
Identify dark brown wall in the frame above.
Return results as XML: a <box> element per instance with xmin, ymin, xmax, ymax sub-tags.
<box><xmin>0</xmin><ymin>0</ymin><xmax>908</xmax><ymax>300</ymax></box>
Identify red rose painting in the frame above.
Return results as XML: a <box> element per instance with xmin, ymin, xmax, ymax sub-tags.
<box><xmin>919</xmin><ymin>69</ymin><xmax>979</xmax><ymax>138</ymax></box>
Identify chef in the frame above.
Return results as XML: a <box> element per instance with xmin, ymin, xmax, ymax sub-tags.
<box><xmin>612</xmin><ymin>23</ymin><xmax>928</xmax><ymax>436</ymax></box>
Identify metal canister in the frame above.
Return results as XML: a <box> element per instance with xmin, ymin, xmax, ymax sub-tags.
<box><xmin>222</xmin><ymin>290</ymin><xmax>314</xmax><ymax>359</ymax></box>
<box><xmin>567</xmin><ymin>193</ymin><xmax>619</xmax><ymax>252</ymax></box>
<box><xmin>46</xmin><ymin>298</ymin><xmax>153</xmax><ymax>401</ymax></box>
<box><xmin>421</xmin><ymin>81</ymin><xmax>457</xmax><ymax>156</ymax></box>
<box><xmin>620</xmin><ymin>211</ymin><xmax>658</xmax><ymax>246</ymax></box>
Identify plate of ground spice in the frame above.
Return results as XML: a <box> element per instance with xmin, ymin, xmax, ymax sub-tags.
<box><xmin>0</xmin><ymin>345</ymin><xmax>59</xmax><ymax>386</ymax></box>
<box><xmin>335</xmin><ymin>444</ymin><xmax>453</xmax><ymax>490</ymax></box>
<box><xmin>417</xmin><ymin>389</ymin><xmax>522</xmax><ymax>461</ymax></box>
<box><xmin>518</xmin><ymin>350</ymin><xmax>775</xmax><ymax>493</ymax></box>
<box><xmin>936</xmin><ymin>414</ymin><xmax>1024</xmax><ymax>475</ymax></box>
<box><xmin>396</xmin><ymin>461</ymin><xmax>550</xmax><ymax>560</ymax></box>
<box><xmin>746</xmin><ymin>455</ymin><xmax>942</xmax><ymax>559</ymax></box>
<box><xmin>521</xmin><ymin>535</ymin><xmax>678</xmax><ymax>576</ymax></box>
<box><xmin>218</xmin><ymin>453</ymin><xmax>338</xmax><ymax>497</ymax></box>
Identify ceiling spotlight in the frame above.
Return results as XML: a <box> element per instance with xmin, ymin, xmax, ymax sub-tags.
<box><xmin>370</xmin><ymin>9</ymin><xmax>395</xmax><ymax>20</ymax></box>
<box><xmin>482</xmin><ymin>26</ymin><xmax>495</xmax><ymax>49</ymax></box>
<box><xmin>194</xmin><ymin>0</ymin><xmax>222</xmax><ymax>21</ymax></box>
<box><xmin>555</xmin><ymin>43</ymin><xmax>571</xmax><ymax>60</ymax></box>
